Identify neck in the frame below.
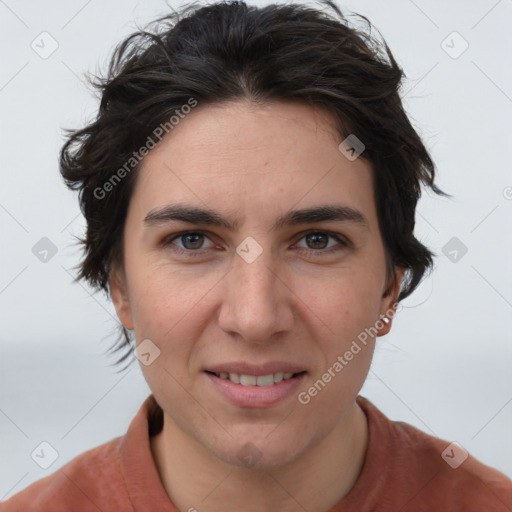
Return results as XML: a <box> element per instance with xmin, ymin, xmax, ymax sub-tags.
<box><xmin>150</xmin><ymin>401</ymin><xmax>368</xmax><ymax>512</ymax></box>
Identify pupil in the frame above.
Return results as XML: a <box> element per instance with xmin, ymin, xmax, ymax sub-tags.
<box><xmin>307</xmin><ymin>233</ymin><xmax>327</xmax><ymax>249</ymax></box>
<box><xmin>183</xmin><ymin>233</ymin><xmax>203</xmax><ymax>249</ymax></box>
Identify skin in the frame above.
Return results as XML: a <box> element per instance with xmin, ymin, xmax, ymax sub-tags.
<box><xmin>110</xmin><ymin>99</ymin><xmax>404</xmax><ymax>512</ymax></box>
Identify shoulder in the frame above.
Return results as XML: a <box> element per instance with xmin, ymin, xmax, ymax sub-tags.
<box><xmin>356</xmin><ymin>396</ymin><xmax>512</xmax><ymax>511</ymax></box>
<box><xmin>395</xmin><ymin>418</ymin><xmax>511</xmax><ymax>509</ymax></box>
<box><xmin>0</xmin><ymin>437</ymin><xmax>131</xmax><ymax>512</ymax></box>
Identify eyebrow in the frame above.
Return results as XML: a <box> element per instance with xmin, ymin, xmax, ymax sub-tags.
<box><xmin>143</xmin><ymin>203</ymin><xmax>369</xmax><ymax>232</ymax></box>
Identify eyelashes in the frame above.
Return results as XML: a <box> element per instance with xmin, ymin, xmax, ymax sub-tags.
<box><xmin>161</xmin><ymin>230</ymin><xmax>350</xmax><ymax>257</ymax></box>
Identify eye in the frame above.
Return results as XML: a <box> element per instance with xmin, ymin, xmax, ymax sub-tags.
<box><xmin>162</xmin><ymin>231</ymin><xmax>216</xmax><ymax>255</ymax></box>
<box><xmin>161</xmin><ymin>230</ymin><xmax>349</xmax><ymax>257</ymax></box>
<box><xmin>295</xmin><ymin>231</ymin><xmax>349</xmax><ymax>253</ymax></box>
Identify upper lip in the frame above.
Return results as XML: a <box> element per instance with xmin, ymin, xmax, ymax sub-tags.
<box><xmin>205</xmin><ymin>362</ymin><xmax>307</xmax><ymax>376</ymax></box>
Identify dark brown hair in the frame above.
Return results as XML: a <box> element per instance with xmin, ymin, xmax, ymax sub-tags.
<box><xmin>60</xmin><ymin>0</ymin><xmax>445</xmax><ymax>369</ymax></box>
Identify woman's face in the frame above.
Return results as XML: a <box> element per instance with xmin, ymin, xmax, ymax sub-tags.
<box><xmin>111</xmin><ymin>99</ymin><xmax>402</xmax><ymax>469</ymax></box>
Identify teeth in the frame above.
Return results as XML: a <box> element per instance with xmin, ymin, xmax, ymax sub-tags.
<box><xmin>214</xmin><ymin>371</ymin><xmax>299</xmax><ymax>386</ymax></box>
<box><xmin>240</xmin><ymin>375</ymin><xmax>257</xmax><ymax>386</ymax></box>
<box><xmin>256</xmin><ymin>374</ymin><xmax>274</xmax><ymax>386</ymax></box>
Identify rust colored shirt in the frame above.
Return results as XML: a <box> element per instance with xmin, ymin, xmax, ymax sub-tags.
<box><xmin>2</xmin><ymin>394</ymin><xmax>511</xmax><ymax>511</ymax></box>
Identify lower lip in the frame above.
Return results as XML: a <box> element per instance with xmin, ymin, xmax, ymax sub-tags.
<box><xmin>205</xmin><ymin>372</ymin><xmax>307</xmax><ymax>408</ymax></box>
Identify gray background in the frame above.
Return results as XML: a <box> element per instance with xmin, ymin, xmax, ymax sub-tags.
<box><xmin>1</xmin><ymin>0</ymin><xmax>511</xmax><ymax>500</ymax></box>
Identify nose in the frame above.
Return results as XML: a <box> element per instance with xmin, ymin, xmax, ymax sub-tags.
<box><xmin>217</xmin><ymin>245</ymin><xmax>294</xmax><ymax>344</ymax></box>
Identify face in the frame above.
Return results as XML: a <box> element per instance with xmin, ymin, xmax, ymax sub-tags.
<box><xmin>111</xmin><ymin>99</ymin><xmax>402</xmax><ymax>469</ymax></box>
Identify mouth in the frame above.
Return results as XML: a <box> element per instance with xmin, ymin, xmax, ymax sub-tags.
<box><xmin>205</xmin><ymin>370</ymin><xmax>307</xmax><ymax>387</ymax></box>
<box><xmin>203</xmin><ymin>365</ymin><xmax>308</xmax><ymax>408</ymax></box>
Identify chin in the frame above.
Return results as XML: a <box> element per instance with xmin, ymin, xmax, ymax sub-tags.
<box><xmin>210</xmin><ymin>431</ymin><xmax>306</xmax><ymax>470</ymax></box>
<box><xmin>226</xmin><ymin>447</ymin><xmax>300</xmax><ymax>470</ymax></box>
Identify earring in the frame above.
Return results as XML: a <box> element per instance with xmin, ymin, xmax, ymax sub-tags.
<box><xmin>382</xmin><ymin>317</ymin><xmax>390</xmax><ymax>325</ymax></box>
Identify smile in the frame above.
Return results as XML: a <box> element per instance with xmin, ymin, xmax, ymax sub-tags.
<box><xmin>207</xmin><ymin>371</ymin><xmax>304</xmax><ymax>386</ymax></box>
<box><xmin>204</xmin><ymin>370</ymin><xmax>308</xmax><ymax>408</ymax></box>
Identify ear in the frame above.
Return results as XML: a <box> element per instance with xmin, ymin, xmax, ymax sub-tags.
<box><xmin>109</xmin><ymin>265</ymin><xmax>134</xmax><ymax>330</ymax></box>
<box><xmin>377</xmin><ymin>266</ymin><xmax>405</xmax><ymax>337</ymax></box>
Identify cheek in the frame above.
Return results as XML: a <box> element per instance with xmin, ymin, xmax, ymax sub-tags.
<box><xmin>294</xmin><ymin>274</ymin><xmax>379</xmax><ymax>422</ymax></box>
<box><xmin>125</xmin><ymin>261</ymin><xmax>229</xmax><ymax>391</ymax></box>
<box><xmin>127</xmin><ymin>259</ymin><xmax>219</xmax><ymax>336</ymax></box>
<box><xmin>296</xmin><ymin>267</ymin><xmax>385</xmax><ymax>340</ymax></box>
<box><xmin>293</xmin><ymin>266</ymin><xmax>383</xmax><ymax>399</ymax></box>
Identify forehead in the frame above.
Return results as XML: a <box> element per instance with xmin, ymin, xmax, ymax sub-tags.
<box><xmin>129</xmin><ymin>99</ymin><xmax>376</xmax><ymax>226</ymax></box>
